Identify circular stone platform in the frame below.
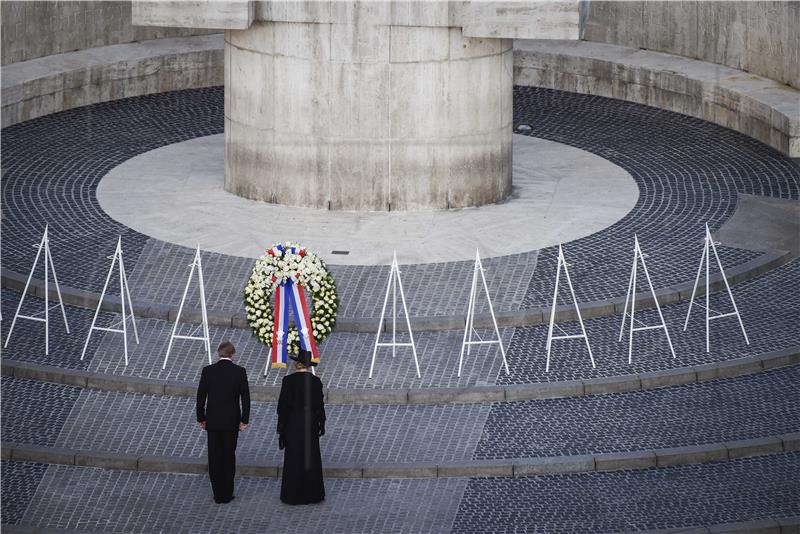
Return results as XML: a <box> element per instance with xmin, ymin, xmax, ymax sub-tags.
<box><xmin>96</xmin><ymin>134</ymin><xmax>638</xmax><ymax>264</ymax></box>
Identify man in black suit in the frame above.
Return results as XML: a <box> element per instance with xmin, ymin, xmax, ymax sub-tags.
<box><xmin>196</xmin><ymin>340</ymin><xmax>251</xmax><ymax>504</ymax></box>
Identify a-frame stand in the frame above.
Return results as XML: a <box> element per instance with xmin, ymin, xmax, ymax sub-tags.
<box><xmin>370</xmin><ymin>251</ymin><xmax>420</xmax><ymax>379</ymax></box>
<box><xmin>545</xmin><ymin>245</ymin><xmax>595</xmax><ymax>372</ymax></box>
<box><xmin>683</xmin><ymin>223</ymin><xmax>749</xmax><ymax>352</ymax></box>
<box><xmin>4</xmin><ymin>225</ymin><xmax>70</xmax><ymax>355</ymax></box>
<box><xmin>458</xmin><ymin>249</ymin><xmax>510</xmax><ymax>377</ymax></box>
<box><xmin>619</xmin><ymin>235</ymin><xmax>676</xmax><ymax>363</ymax></box>
<box><xmin>162</xmin><ymin>246</ymin><xmax>212</xmax><ymax>369</ymax></box>
<box><xmin>81</xmin><ymin>237</ymin><xmax>139</xmax><ymax>365</ymax></box>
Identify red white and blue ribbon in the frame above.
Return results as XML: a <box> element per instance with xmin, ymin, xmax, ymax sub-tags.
<box><xmin>269</xmin><ymin>246</ymin><xmax>319</xmax><ymax>368</ymax></box>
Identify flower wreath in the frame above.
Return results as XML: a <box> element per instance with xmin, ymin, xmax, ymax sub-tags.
<box><xmin>244</xmin><ymin>242</ymin><xmax>338</xmax><ymax>355</ymax></box>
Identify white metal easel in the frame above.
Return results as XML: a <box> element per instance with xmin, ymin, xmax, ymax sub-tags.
<box><xmin>162</xmin><ymin>245</ymin><xmax>212</xmax><ymax>369</ymax></box>
<box><xmin>683</xmin><ymin>223</ymin><xmax>749</xmax><ymax>352</ymax></box>
<box><xmin>81</xmin><ymin>236</ymin><xmax>139</xmax><ymax>365</ymax></box>
<box><xmin>4</xmin><ymin>225</ymin><xmax>70</xmax><ymax>355</ymax></box>
<box><xmin>369</xmin><ymin>250</ymin><xmax>420</xmax><ymax>378</ymax></box>
<box><xmin>458</xmin><ymin>249</ymin><xmax>510</xmax><ymax>377</ymax></box>
<box><xmin>618</xmin><ymin>235</ymin><xmax>676</xmax><ymax>363</ymax></box>
<box><xmin>545</xmin><ymin>245</ymin><xmax>595</xmax><ymax>372</ymax></box>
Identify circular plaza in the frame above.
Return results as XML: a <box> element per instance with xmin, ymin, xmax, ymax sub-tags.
<box><xmin>1</xmin><ymin>1</ymin><xmax>799</xmax><ymax>533</ymax></box>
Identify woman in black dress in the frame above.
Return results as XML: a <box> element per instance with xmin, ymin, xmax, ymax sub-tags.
<box><xmin>277</xmin><ymin>349</ymin><xmax>326</xmax><ymax>504</ymax></box>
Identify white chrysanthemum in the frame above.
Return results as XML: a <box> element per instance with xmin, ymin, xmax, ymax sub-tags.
<box><xmin>245</xmin><ymin>243</ymin><xmax>338</xmax><ymax>357</ymax></box>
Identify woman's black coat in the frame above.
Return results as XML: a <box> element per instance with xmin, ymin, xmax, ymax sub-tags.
<box><xmin>277</xmin><ymin>371</ymin><xmax>326</xmax><ymax>504</ymax></box>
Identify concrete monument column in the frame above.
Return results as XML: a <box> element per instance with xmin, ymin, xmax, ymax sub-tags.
<box><xmin>132</xmin><ymin>1</ymin><xmax>580</xmax><ymax>211</ymax></box>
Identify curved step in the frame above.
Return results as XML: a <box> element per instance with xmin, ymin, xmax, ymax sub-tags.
<box><xmin>3</xmin><ymin>455</ymin><xmax>799</xmax><ymax>533</ymax></box>
<box><xmin>1</xmin><ymin>247</ymin><xmax>789</xmax><ymax>332</ymax></box>
<box><xmin>3</xmin><ymin>438</ymin><xmax>799</xmax><ymax>479</ymax></box>
<box><xmin>3</xmin><ymin>347</ymin><xmax>799</xmax><ymax>404</ymax></box>
<box><xmin>3</xmin><ymin>367</ymin><xmax>798</xmax><ymax>476</ymax></box>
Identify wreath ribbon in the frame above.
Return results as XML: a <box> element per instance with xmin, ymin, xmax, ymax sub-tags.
<box><xmin>270</xmin><ymin>277</ymin><xmax>320</xmax><ymax>368</ymax></box>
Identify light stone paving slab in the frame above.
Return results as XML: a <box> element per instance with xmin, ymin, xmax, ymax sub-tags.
<box><xmin>96</xmin><ymin>133</ymin><xmax>639</xmax><ymax>265</ymax></box>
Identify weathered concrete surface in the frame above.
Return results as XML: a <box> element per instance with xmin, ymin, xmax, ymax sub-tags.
<box><xmin>514</xmin><ymin>39</ymin><xmax>800</xmax><ymax>158</ymax></box>
<box><xmin>224</xmin><ymin>18</ymin><xmax>513</xmax><ymax>211</ymax></box>
<box><xmin>132</xmin><ymin>1</ymin><xmax>254</xmax><ymax>30</ymax></box>
<box><xmin>131</xmin><ymin>1</ymin><xmax>581</xmax><ymax>211</ymax></box>
<box><xmin>0</xmin><ymin>1</ymin><xmax>217</xmax><ymax>66</ymax></box>
<box><xmin>97</xmin><ymin>133</ymin><xmax>637</xmax><ymax>264</ymax></box>
<box><xmin>582</xmin><ymin>1</ymin><xmax>800</xmax><ymax>90</ymax></box>
<box><xmin>715</xmin><ymin>194</ymin><xmax>800</xmax><ymax>256</ymax></box>
<box><xmin>131</xmin><ymin>1</ymin><xmax>580</xmax><ymax>40</ymax></box>
<box><xmin>1</xmin><ymin>35</ymin><xmax>223</xmax><ymax>128</ymax></box>
<box><xmin>454</xmin><ymin>1</ymin><xmax>580</xmax><ymax>40</ymax></box>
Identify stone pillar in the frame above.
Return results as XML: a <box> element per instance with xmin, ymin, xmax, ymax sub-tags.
<box><xmin>132</xmin><ymin>1</ymin><xmax>581</xmax><ymax>211</ymax></box>
<box><xmin>224</xmin><ymin>3</ymin><xmax>513</xmax><ymax>211</ymax></box>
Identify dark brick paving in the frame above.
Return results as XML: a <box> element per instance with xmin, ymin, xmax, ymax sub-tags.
<box><xmin>0</xmin><ymin>461</ymin><xmax>48</xmax><ymax>525</ymax></box>
<box><xmin>2</xmin><ymin>259</ymin><xmax>796</xmax><ymax>389</ymax></box>
<box><xmin>15</xmin><ymin>464</ymin><xmax>466</xmax><ymax>533</ymax></box>
<box><xmin>515</xmin><ymin>87</ymin><xmax>799</xmax><ymax>305</ymax></box>
<box><xmin>476</xmin><ymin>365</ymin><xmax>800</xmax><ymax>459</ymax></box>
<box><xmin>0</xmin><ymin>377</ymin><xmax>487</xmax><ymax>463</ymax></box>
<box><xmin>4</xmin><ymin>87</ymin><xmax>797</xmax><ymax>325</ymax></box>
<box><xmin>500</xmin><ymin>258</ymin><xmax>800</xmax><ymax>383</ymax></box>
<box><xmin>3</xmin><ymin>366</ymin><xmax>797</xmax><ymax>465</ymax></box>
<box><xmin>1</xmin><ymin>88</ymin><xmax>223</xmax><ymax>294</ymax></box>
<box><xmin>1</xmin><ymin>288</ymin><xmax>116</xmax><ymax>370</ymax></box>
<box><xmin>5</xmin><ymin>454</ymin><xmax>798</xmax><ymax>532</ymax></box>
<box><xmin>452</xmin><ymin>453</ymin><xmax>800</xmax><ymax>533</ymax></box>
<box><xmin>1</xmin><ymin>378</ymin><xmax>81</xmax><ymax>446</ymax></box>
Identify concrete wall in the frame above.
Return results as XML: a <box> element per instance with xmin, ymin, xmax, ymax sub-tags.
<box><xmin>2</xmin><ymin>35</ymin><xmax>223</xmax><ymax>128</ymax></box>
<box><xmin>514</xmin><ymin>40</ymin><xmax>800</xmax><ymax>158</ymax></box>
<box><xmin>1</xmin><ymin>1</ymin><xmax>217</xmax><ymax>65</ymax></box>
<box><xmin>582</xmin><ymin>1</ymin><xmax>800</xmax><ymax>89</ymax></box>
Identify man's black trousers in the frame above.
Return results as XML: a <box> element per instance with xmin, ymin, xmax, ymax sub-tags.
<box><xmin>206</xmin><ymin>429</ymin><xmax>239</xmax><ymax>502</ymax></box>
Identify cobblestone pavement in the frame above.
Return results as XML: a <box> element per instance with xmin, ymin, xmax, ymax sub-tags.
<box><xmin>48</xmin><ymin>382</ymin><xmax>490</xmax><ymax>464</ymax></box>
<box><xmin>3</xmin><ymin>259</ymin><xmax>797</xmax><ymax>388</ymax></box>
<box><xmin>476</xmin><ymin>365</ymin><xmax>800</xmax><ymax>459</ymax></box>
<box><xmin>4</xmin><ymin>88</ymin><xmax>797</xmax><ymax>323</ymax></box>
<box><xmin>1</xmin><ymin>461</ymin><xmax>48</xmax><ymax>525</ymax></box>
<box><xmin>12</xmin><ymin>462</ymin><xmax>467</xmax><ymax>533</ymax></box>
<box><xmin>452</xmin><ymin>453</ymin><xmax>800</xmax><ymax>533</ymax></box>
<box><xmin>1</xmin><ymin>378</ymin><xmax>81</xmax><ymax>446</ymax></box>
<box><xmin>515</xmin><ymin>87</ymin><xmax>799</xmax><ymax>306</ymax></box>
<box><xmin>4</xmin><ymin>454</ymin><xmax>798</xmax><ymax>532</ymax></box>
<box><xmin>3</xmin><ymin>365</ymin><xmax>797</xmax><ymax>464</ymax></box>
<box><xmin>3</xmin><ymin>85</ymin><xmax>799</xmax><ymax>533</ymax></box>
<box><xmin>500</xmin><ymin>258</ymin><xmax>800</xmax><ymax>383</ymax></box>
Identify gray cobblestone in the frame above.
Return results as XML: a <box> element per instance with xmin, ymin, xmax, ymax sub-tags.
<box><xmin>475</xmin><ymin>366</ymin><xmax>800</xmax><ymax>460</ymax></box>
<box><xmin>452</xmin><ymin>453</ymin><xmax>800</xmax><ymax>533</ymax></box>
<box><xmin>0</xmin><ymin>461</ymin><xmax>47</xmax><ymax>525</ymax></box>
<box><xmin>0</xmin><ymin>378</ymin><xmax>81</xmax><ymax>447</ymax></box>
<box><xmin>16</xmin><ymin>464</ymin><xmax>467</xmax><ymax>533</ymax></box>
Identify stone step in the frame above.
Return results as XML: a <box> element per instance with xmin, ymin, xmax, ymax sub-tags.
<box><xmin>1</xmin><ymin>246</ymin><xmax>788</xmax><ymax>332</ymax></box>
<box><xmin>4</xmin><ymin>259</ymin><xmax>799</xmax><ymax>389</ymax></box>
<box><xmin>3</xmin><ymin>347</ymin><xmax>799</xmax><ymax>405</ymax></box>
<box><xmin>2</xmin><ymin>454</ymin><xmax>798</xmax><ymax>532</ymax></box>
<box><xmin>3</xmin><ymin>366</ymin><xmax>798</xmax><ymax>474</ymax></box>
<box><xmin>3</xmin><ymin>439</ymin><xmax>799</xmax><ymax>479</ymax></box>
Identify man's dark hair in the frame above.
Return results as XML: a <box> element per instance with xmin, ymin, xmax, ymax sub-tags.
<box><xmin>217</xmin><ymin>341</ymin><xmax>235</xmax><ymax>358</ymax></box>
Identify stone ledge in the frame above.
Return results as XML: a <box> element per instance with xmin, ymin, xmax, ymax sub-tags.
<box><xmin>3</xmin><ymin>346</ymin><xmax>798</xmax><ymax>405</ymax></box>
<box><xmin>3</xmin><ymin>438</ymin><xmax>796</xmax><ymax>480</ymax></box>
<box><xmin>1</xmin><ymin>34</ymin><xmax>224</xmax><ymax>128</ymax></box>
<box><xmin>5</xmin><ymin>518</ymin><xmax>799</xmax><ymax>534</ymax></box>
<box><xmin>1</xmin><ymin>248</ymin><xmax>788</xmax><ymax>335</ymax></box>
<box><xmin>514</xmin><ymin>40</ymin><xmax>800</xmax><ymax>158</ymax></box>
<box><xmin>632</xmin><ymin>517</ymin><xmax>800</xmax><ymax>534</ymax></box>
